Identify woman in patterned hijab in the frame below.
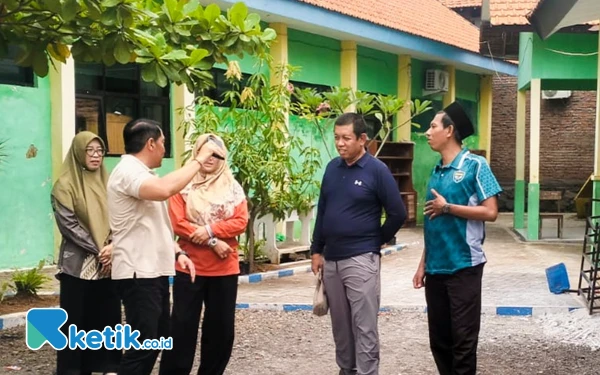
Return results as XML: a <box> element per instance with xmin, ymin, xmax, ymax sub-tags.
<box><xmin>159</xmin><ymin>133</ymin><xmax>248</xmax><ymax>375</ymax></box>
<box><xmin>51</xmin><ymin>131</ymin><xmax>120</xmax><ymax>375</ymax></box>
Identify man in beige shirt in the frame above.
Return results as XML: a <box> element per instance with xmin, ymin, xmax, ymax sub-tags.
<box><xmin>107</xmin><ymin>118</ymin><xmax>222</xmax><ymax>375</ymax></box>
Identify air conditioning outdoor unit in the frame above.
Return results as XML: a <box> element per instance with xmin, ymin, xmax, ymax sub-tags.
<box><xmin>542</xmin><ymin>90</ymin><xmax>572</xmax><ymax>99</ymax></box>
<box><xmin>425</xmin><ymin>69</ymin><xmax>449</xmax><ymax>92</ymax></box>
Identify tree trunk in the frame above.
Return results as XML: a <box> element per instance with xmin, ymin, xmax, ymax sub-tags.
<box><xmin>247</xmin><ymin>214</ymin><xmax>256</xmax><ymax>273</ymax></box>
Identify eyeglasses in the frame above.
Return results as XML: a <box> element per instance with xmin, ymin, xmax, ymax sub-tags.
<box><xmin>85</xmin><ymin>148</ymin><xmax>105</xmax><ymax>157</ymax></box>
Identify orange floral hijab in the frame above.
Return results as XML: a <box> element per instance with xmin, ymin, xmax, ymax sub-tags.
<box><xmin>180</xmin><ymin>134</ymin><xmax>245</xmax><ymax>225</ymax></box>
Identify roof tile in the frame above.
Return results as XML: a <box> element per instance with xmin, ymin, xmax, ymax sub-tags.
<box><xmin>297</xmin><ymin>0</ymin><xmax>481</xmax><ymax>52</ymax></box>
<box><xmin>489</xmin><ymin>0</ymin><xmax>540</xmax><ymax>26</ymax></box>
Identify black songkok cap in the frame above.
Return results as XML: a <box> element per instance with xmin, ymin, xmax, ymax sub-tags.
<box><xmin>443</xmin><ymin>101</ymin><xmax>474</xmax><ymax>140</ymax></box>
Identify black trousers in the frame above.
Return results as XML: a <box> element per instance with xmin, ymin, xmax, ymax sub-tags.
<box><xmin>159</xmin><ymin>271</ymin><xmax>238</xmax><ymax>375</ymax></box>
<box><xmin>57</xmin><ymin>274</ymin><xmax>122</xmax><ymax>375</ymax></box>
<box><xmin>116</xmin><ymin>275</ymin><xmax>171</xmax><ymax>375</ymax></box>
<box><xmin>425</xmin><ymin>263</ymin><xmax>484</xmax><ymax>375</ymax></box>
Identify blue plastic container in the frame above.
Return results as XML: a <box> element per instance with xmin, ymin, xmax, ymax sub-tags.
<box><xmin>545</xmin><ymin>263</ymin><xmax>570</xmax><ymax>294</ymax></box>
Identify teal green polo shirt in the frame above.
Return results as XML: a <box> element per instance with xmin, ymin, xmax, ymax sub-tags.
<box><xmin>423</xmin><ymin>149</ymin><xmax>502</xmax><ymax>275</ymax></box>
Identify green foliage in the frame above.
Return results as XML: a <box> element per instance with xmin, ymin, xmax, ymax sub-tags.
<box><xmin>0</xmin><ymin>0</ymin><xmax>275</xmax><ymax>92</ymax></box>
<box><xmin>292</xmin><ymin>87</ymin><xmax>432</xmax><ymax>157</ymax></box>
<box><xmin>184</xmin><ymin>61</ymin><xmax>321</xmax><ymax>270</ymax></box>
<box><xmin>238</xmin><ymin>238</ymin><xmax>267</xmax><ymax>261</ymax></box>
<box><xmin>9</xmin><ymin>260</ymin><xmax>50</xmax><ymax>297</ymax></box>
<box><xmin>0</xmin><ymin>281</ymin><xmax>9</xmax><ymax>303</ymax></box>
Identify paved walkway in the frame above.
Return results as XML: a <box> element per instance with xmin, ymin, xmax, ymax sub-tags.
<box><xmin>237</xmin><ymin>213</ymin><xmax>587</xmax><ymax>311</ymax></box>
<box><xmin>0</xmin><ymin>214</ymin><xmax>589</xmax><ymax>314</ymax></box>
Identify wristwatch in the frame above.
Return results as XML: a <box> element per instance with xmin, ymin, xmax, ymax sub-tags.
<box><xmin>175</xmin><ymin>250</ymin><xmax>189</xmax><ymax>261</ymax></box>
<box><xmin>442</xmin><ymin>204</ymin><xmax>451</xmax><ymax>214</ymax></box>
<box><xmin>207</xmin><ymin>237</ymin><xmax>218</xmax><ymax>248</ymax></box>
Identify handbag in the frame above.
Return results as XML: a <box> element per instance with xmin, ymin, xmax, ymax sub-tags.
<box><xmin>313</xmin><ymin>268</ymin><xmax>329</xmax><ymax>316</ymax></box>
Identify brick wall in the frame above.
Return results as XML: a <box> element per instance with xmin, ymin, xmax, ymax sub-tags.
<box><xmin>490</xmin><ymin>75</ymin><xmax>597</xmax><ymax>188</ymax></box>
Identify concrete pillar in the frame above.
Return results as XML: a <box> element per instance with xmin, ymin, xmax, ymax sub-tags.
<box><xmin>340</xmin><ymin>41</ymin><xmax>358</xmax><ymax>112</ymax></box>
<box><xmin>50</xmin><ymin>56</ymin><xmax>75</xmax><ymax>182</ymax></box>
<box><xmin>514</xmin><ymin>89</ymin><xmax>527</xmax><ymax>230</ymax></box>
<box><xmin>49</xmin><ymin>56</ymin><xmax>75</xmax><ymax>259</ymax></box>
<box><xmin>527</xmin><ymin>79</ymin><xmax>542</xmax><ymax>240</ymax></box>
<box><xmin>478</xmin><ymin>75</ymin><xmax>493</xmax><ymax>162</ymax></box>
<box><xmin>395</xmin><ymin>55</ymin><xmax>412</xmax><ymax>142</ymax></box>
<box><xmin>171</xmin><ymin>85</ymin><xmax>195</xmax><ymax>167</ymax></box>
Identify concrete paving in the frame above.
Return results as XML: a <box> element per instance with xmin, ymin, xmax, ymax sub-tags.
<box><xmin>513</xmin><ymin>212</ymin><xmax>588</xmax><ymax>243</ymax></box>
<box><xmin>0</xmin><ymin>213</ymin><xmax>591</xmax><ymax>313</ymax></box>
<box><xmin>237</xmin><ymin>213</ymin><xmax>587</xmax><ymax>310</ymax></box>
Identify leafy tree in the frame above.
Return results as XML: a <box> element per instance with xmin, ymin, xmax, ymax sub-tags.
<box><xmin>292</xmin><ymin>87</ymin><xmax>432</xmax><ymax>157</ymax></box>
<box><xmin>184</xmin><ymin>62</ymin><xmax>321</xmax><ymax>271</ymax></box>
<box><xmin>0</xmin><ymin>0</ymin><xmax>276</xmax><ymax>92</ymax></box>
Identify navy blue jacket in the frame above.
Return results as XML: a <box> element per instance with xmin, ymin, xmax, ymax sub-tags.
<box><xmin>310</xmin><ymin>152</ymin><xmax>407</xmax><ymax>260</ymax></box>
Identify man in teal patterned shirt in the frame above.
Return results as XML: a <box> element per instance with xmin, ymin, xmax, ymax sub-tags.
<box><xmin>413</xmin><ymin>101</ymin><xmax>502</xmax><ymax>375</ymax></box>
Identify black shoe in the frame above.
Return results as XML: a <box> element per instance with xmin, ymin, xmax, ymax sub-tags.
<box><xmin>339</xmin><ymin>369</ymin><xmax>357</xmax><ymax>375</ymax></box>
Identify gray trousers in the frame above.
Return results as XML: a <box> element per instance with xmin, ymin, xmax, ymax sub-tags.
<box><xmin>323</xmin><ymin>252</ymin><xmax>381</xmax><ymax>375</ymax></box>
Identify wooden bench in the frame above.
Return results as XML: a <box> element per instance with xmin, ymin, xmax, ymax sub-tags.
<box><xmin>539</xmin><ymin>190</ymin><xmax>564</xmax><ymax>239</ymax></box>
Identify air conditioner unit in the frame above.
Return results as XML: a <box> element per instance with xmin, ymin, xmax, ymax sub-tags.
<box><xmin>425</xmin><ymin>69</ymin><xmax>449</xmax><ymax>92</ymax></box>
<box><xmin>542</xmin><ymin>90</ymin><xmax>572</xmax><ymax>99</ymax></box>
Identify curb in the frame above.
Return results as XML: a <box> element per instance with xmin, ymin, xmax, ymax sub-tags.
<box><xmin>0</xmin><ymin>302</ymin><xmax>584</xmax><ymax>331</ymax></box>
<box><xmin>236</xmin><ymin>243</ymin><xmax>408</xmax><ymax>284</ymax></box>
<box><xmin>0</xmin><ymin>243</ymin><xmax>413</xmax><ymax>331</ymax></box>
<box><xmin>234</xmin><ymin>303</ymin><xmax>584</xmax><ymax>316</ymax></box>
<box><xmin>169</xmin><ymin>243</ymin><xmax>408</xmax><ymax>285</ymax></box>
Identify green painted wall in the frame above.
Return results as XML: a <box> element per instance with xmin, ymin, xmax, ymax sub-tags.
<box><xmin>456</xmin><ymin>70</ymin><xmax>480</xmax><ymax>135</ymax></box>
<box><xmin>357</xmin><ymin>46</ymin><xmax>397</xmax><ymax>95</ymax></box>
<box><xmin>0</xmin><ymin>77</ymin><xmax>54</xmax><ymax>270</ymax></box>
<box><xmin>456</xmin><ymin>70</ymin><xmax>479</xmax><ymax>102</ymax></box>
<box><xmin>411</xmin><ymin>58</ymin><xmax>424</xmax><ymax>94</ymax></box>
<box><xmin>214</xmin><ymin>51</ymin><xmax>266</xmax><ymax>75</ymax></box>
<box><xmin>519</xmin><ymin>32</ymin><xmax>598</xmax><ymax>91</ymax></box>
<box><xmin>288</xmin><ymin>29</ymin><xmax>341</xmax><ymax>86</ymax></box>
<box><xmin>518</xmin><ymin>33</ymin><xmax>534</xmax><ymax>90</ymax></box>
<box><xmin>534</xmin><ymin>33</ymin><xmax>598</xmax><ymax>89</ymax></box>
<box><xmin>288</xmin><ymin>29</ymin><xmax>341</xmax><ymax>183</ymax></box>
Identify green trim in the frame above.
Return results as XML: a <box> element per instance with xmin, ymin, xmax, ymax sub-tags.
<box><xmin>527</xmin><ymin>183</ymin><xmax>540</xmax><ymax>240</ymax></box>
<box><xmin>518</xmin><ymin>33</ymin><xmax>534</xmax><ymax>91</ymax></box>
<box><xmin>514</xmin><ymin>179</ymin><xmax>526</xmax><ymax>229</ymax></box>
<box><xmin>593</xmin><ymin>181</ymin><xmax>600</xmax><ymax>218</ymax></box>
<box><xmin>230</xmin><ymin>0</ymin><xmax>518</xmax><ymax>76</ymax></box>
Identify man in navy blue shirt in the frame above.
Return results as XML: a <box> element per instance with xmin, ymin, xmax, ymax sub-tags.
<box><xmin>413</xmin><ymin>101</ymin><xmax>502</xmax><ymax>375</ymax></box>
<box><xmin>311</xmin><ymin>113</ymin><xmax>406</xmax><ymax>375</ymax></box>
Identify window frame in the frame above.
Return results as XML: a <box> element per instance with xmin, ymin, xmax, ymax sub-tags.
<box><xmin>75</xmin><ymin>63</ymin><xmax>171</xmax><ymax>158</ymax></box>
<box><xmin>0</xmin><ymin>46</ymin><xmax>35</xmax><ymax>87</ymax></box>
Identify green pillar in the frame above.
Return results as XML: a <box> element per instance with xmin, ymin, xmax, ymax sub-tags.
<box><xmin>514</xmin><ymin>180</ymin><xmax>526</xmax><ymax>229</ymax></box>
<box><xmin>514</xmin><ymin>90</ymin><xmax>526</xmax><ymax>231</ymax></box>
<box><xmin>527</xmin><ymin>79</ymin><xmax>541</xmax><ymax>241</ymax></box>
<box><xmin>527</xmin><ymin>183</ymin><xmax>540</xmax><ymax>240</ymax></box>
<box><xmin>593</xmin><ymin>180</ymin><xmax>600</xmax><ymax>218</ymax></box>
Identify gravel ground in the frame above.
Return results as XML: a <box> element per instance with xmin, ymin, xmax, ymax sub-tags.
<box><xmin>2</xmin><ymin>310</ymin><xmax>600</xmax><ymax>374</ymax></box>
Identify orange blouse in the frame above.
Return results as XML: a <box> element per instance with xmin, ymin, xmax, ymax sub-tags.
<box><xmin>168</xmin><ymin>192</ymin><xmax>249</xmax><ymax>277</ymax></box>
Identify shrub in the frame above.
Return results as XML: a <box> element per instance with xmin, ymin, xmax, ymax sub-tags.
<box><xmin>10</xmin><ymin>260</ymin><xmax>50</xmax><ymax>297</ymax></box>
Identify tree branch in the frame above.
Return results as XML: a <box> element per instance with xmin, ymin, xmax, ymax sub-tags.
<box><xmin>0</xmin><ymin>1</ymin><xmax>52</xmax><ymax>21</ymax></box>
<box><xmin>0</xmin><ymin>22</ymin><xmax>80</xmax><ymax>37</ymax></box>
